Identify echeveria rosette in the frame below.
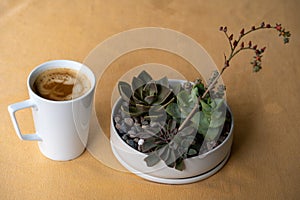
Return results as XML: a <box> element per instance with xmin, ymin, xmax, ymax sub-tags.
<box><xmin>118</xmin><ymin>71</ymin><xmax>175</xmax><ymax>120</ymax></box>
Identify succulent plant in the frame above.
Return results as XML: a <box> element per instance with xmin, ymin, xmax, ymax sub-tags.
<box><xmin>114</xmin><ymin>22</ymin><xmax>291</xmax><ymax>171</ymax></box>
<box><xmin>115</xmin><ymin>74</ymin><xmax>229</xmax><ymax>171</ymax></box>
<box><xmin>118</xmin><ymin>71</ymin><xmax>176</xmax><ymax>120</ymax></box>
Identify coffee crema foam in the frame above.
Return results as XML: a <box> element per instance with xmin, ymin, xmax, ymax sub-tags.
<box><xmin>33</xmin><ymin>68</ymin><xmax>90</xmax><ymax>101</ymax></box>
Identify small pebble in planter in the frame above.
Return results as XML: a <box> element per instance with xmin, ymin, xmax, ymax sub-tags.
<box><xmin>124</xmin><ymin>118</ymin><xmax>134</xmax><ymax>126</ymax></box>
<box><xmin>137</xmin><ymin>139</ymin><xmax>144</xmax><ymax>151</ymax></box>
<box><xmin>128</xmin><ymin>130</ymin><xmax>136</xmax><ymax>137</ymax></box>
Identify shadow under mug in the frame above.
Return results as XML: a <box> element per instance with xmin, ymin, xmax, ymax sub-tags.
<box><xmin>8</xmin><ymin>60</ymin><xmax>96</xmax><ymax>161</ymax></box>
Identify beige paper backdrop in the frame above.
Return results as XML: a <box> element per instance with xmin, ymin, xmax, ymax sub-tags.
<box><xmin>1</xmin><ymin>0</ymin><xmax>299</xmax><ymax>199</ymax></box>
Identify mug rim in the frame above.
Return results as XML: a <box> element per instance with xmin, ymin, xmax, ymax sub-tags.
<box><xmin>27</xmin><ymin>59</ymin><xmax>96</xmax><ymax>104</ymax></box>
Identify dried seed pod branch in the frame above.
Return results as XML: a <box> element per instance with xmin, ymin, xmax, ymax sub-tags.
<box><xmin>179</xmin><ymin>22</ymin><xmax>291</xmax><ymax>131</ymax></box>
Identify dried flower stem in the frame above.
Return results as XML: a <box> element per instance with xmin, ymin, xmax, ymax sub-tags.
<box><xmin>178</xmin><ymin>98</ymin><xmax>200</xmax><ymax>131</ymax></box>
<box><xmin>178</xmin><ymin>22</ymin><xmax>291</xmax><ymax>131</ymax></box>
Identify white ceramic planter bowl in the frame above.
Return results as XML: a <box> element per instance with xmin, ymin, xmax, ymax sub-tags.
<box><xmin>110</xmin><ymin>80</ymin><xmax>234</xmax><ymax>179</ymax></box>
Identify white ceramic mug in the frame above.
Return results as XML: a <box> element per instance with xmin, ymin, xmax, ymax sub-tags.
<box><xmin>8</xmin><ymin>60</ymin><xmax>96</xmax><ymax>161</ymax></box>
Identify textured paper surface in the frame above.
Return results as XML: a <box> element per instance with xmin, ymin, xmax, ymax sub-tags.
<box><xmin>1</xmin><ymin>0</ymin><xmax>299</xmax><ymax>199</ymax></box>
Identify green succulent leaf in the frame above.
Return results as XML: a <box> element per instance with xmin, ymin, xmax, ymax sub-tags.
<box><xmin>172</xmin><ymin>126</ymin><xmax>196</xmax><ymax>153</ymax></box>
<box><xmin>193</xmin><ymin>82</ymin><xmax>205</xmax><ymax>94</ymax></box>
<box><xmin>166</xmin><ymin>150</ymin><xmax>176</xmax><ymax>168</ymax></box>
<box><xmin>190</xmin><ymin>111</ymin><xmax>200</xmax><ymax>128</ymax></box>
<box><xmin>205</xmin><ymin>127</ymin><xmax>221</xmax><ymax>140</ymax></box>
<box><xmin>157</xmin><ymin>145</ymin><xmax>170</xmax><ymax>162</ymax></box>
<box><xmin>199</xmin><ymin>113</ymin><xmax>210</xmax><ymax>127</ymax></box>
<box><xmin>210</xmin><ymin>112</ymin><xmax>226</xmax><ymax>128</ymax></box>
<box><xmin>118</xmin><ymin>81</ymin><xmax>132</xmax><ymax>102</ymax></box>
<box><xmin>144</xmin><ymin>152</ymin><xmax>161</xmax><ymax>167</ymax></box>
<box><xmin>210</xmin><ymin>98</ymin><xmax>225</xmax><ymax>110</ymax></box>
<box><xmin>177</xmin><ymin>90</ymin><xmax>191</xmax><ymax>107</ymax></box>
<box><xmin>198</xmin><ymin>111</ymin><xmax>210</xmax><ymax>134</ymax></box>
<box><xmin>166</xmin><ymin>103</ymin><xmax>181</xmax><ymax>119</ymax></box>
<box><xmin>180</xmin><ymin>136</ymin><xmax>195</xmax><ymax>150</ymax></box>
<box><xmin>170</xmin><ymin>83</ymin><xmax>182</xmax><ymax>95</ymax></box>
<box><xmin>178</xmin><ymin>126</ymin><xmax>196</xmax><ymax>138</ymax></box>
<box><xmin>157</xmin><ymin>145</ymin><xmax>180</xmax><ymax>168</ymax></box>
<box><xmin>208</xmin><ymin>98</ymin><xmax>226</xmax><ymax>128</ymax></box>
<box><xmin>190</xmin><ymin>87</ymin><xmax>199</xmax><ymax>103</ymax></box>
<box><xmin>177</xmin><ymin>90</ymin><xmax>197</xmax><ymax>117</ymax></box>
<box><xmin>138</xmin><ymin>70</ymin><xmax>153</xmax><ymax>83</ymax></box>
<box><xmin>175</xmin><ymin>158</ymin><xmax>185</xmax><ymax>171</ymax></box>
<box><xmin>212</xmin><ymin>110</ymin><xmax>223</xmax><ymax>118</ymax></box>
<box><xmin>188</xmin><ymin>148</ymin><xmax>198</xmax><ymax>156</ymax></box>
<box><xmin>200</xmin><ymin>100</ymin><xmax>211</xmax><ymax>114</ymax></box>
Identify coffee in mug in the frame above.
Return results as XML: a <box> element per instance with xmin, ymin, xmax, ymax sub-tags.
<box><xmin>33</xmin><ymin>68</ymin><xmax>91</xmax><ymax>101</ymax></box>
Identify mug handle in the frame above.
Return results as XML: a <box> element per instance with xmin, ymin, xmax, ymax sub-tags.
<box><xmin>8</xmin><ymin>99</ymin><xmax>42</xmax><ymax>141</ymax></box>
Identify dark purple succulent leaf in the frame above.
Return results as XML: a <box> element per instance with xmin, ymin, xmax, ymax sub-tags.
<box><xmin>135</xmin><ymin>131</ymin><xmax>156</xmax><ymax>139</ymax></box>
<box><xmin>144</xmin><ymin>113</ymin><xmax>165</xmax><ymax>121</ymax></box>
<box><xmin>143</xmin><ymin>81</ymin><xmax>158</xmax><ymax>96</ymax></box>
<box><xmin>138</xmin><ymin>70</ymin><xmax>153</xmax><ymax>83</ymax></box>
<box><xmin>141</xmin><ymin>138</ymin><xmax>158</xmax><ymax>152</ymax></box>
<box><xmin>132</xmin><ymin>76</ymin><xmax>145</xmax><ymax>91</ymax></box>
<box><xmin>154</xmin><ymin>86</ymin><xmax>173</xmax><ymax>105</ymax></box>
<box><xmin>168</xmin><ymin>119</ymin><xmax>177</xmax><ymax>132</ymax></box>
<box><xmin>175</xmin><ymin>126</ymin><xmax>196</xmax><ymax>141</ymax></box>
<box><xmin>156</xmin><ymin>76</ymin><xmax>169</xmax><ymax>88</ymax></box>
<box><xmin>124</xmin><ymin>105</ymin><xmax>147</xmax><ymax>116</ymax></box>
<box><xmin>144</xmin><ymin>95</ymin><xmax>156</xmax><ymax>105</ymax></box>
<box><xmin>135</xmin><ymin>103</ymin><xmax>150</xmax><ymax>112</ymax></box>
<box><xmin>132</xmin><ymin>87</ymin><xmax>144</xmax><ymax>104</ymax></box>
<box><xmin>144</xmin><ymin>152</ymin><xmax>161</xmax><ymax>167</ymax></box>
<box><xmin>118</xmin><ymin>81</ymin><xmax>132</xmax><ymax>102</ymax></box>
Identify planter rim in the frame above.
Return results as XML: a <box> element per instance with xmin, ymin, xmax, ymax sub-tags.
<box><xmin>110</xmin><ymin>141</ymin><xmax>231</xmax><ymax>184</ymax></box>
